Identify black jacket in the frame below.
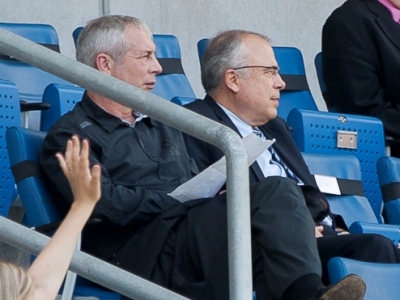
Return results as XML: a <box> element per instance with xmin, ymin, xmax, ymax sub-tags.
<box><xmin>183</xmin><ymin>95</ymin><xmax>331</xmax><ymax>223</ymax></box>
<box><xmin>323</xmin><ymin>0</ymin><xmax>400</xmax><ymax>139</ymax></box>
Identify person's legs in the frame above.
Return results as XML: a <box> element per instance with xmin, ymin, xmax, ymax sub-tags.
<box><xmin>165</xmin><ymin>176</ymin><xmax>324</xmax><ymax>299</ymax></box>
<box><xmin>318</xmin><ymin>233</ymin><xmax>400</xmax><ymax>284</ymax></box>
<box><xmin>250</xmin><ymin>176</ymin><xmax>322</xmax><ymax>299</ymax></box>
<box><xmin>114</xmin><ymin>177</ymin><xmax>366</xmax><ymax>300</ymax></box>
<box><xmin>251</xmin><ymin>177</ymin><xmax>366</xmax><ymax>300</ymax></box>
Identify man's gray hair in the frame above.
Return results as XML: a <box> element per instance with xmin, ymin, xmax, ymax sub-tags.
<box><xmin>76</xmin><ymin>15</ymin><xmax>152</xmax><ymax>68</ymax></box>
<box><xmin>201</xmin><ymin>30</ymin><xmax>271</xmax><ymax>94</ymax></box>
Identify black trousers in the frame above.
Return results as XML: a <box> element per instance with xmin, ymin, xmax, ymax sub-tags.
<box><xmin>113</xmin><ymin>176</ymin><xmax>321</xmax><ymax>300</ymax></box>
<box><xmin>318</xmin><ymin>232</ymin><xmax>400</xmax><ymax>284</ymax></box>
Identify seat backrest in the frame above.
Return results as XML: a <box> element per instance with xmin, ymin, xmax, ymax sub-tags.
<box><xmin>377</xmin><ymin>156</ymin><xmax>400</xmax><ymax>225</ymax></box>
<box><xmin>197</xmin><ymin>38</ymin><xmax>209</xmax><ymax>65</ymax></box>
<box><xmin>6</xmin><ymin>126</ymin><xmax>62</xmax><ymax>227</ymax></box>
<box><xmin>328</xmin><ymin>257</ymin><xmax>400</xmax><ymax>300</ymax></box>
<box><xmin>72</xmin><ymin>26</ymin><xmax>84</xmax><ymax>46</ymax></box>
<box><xmin>6</xmin><ymin>125</ymin><xmax>121</xmax><ymax>300</ymax></box>
<box><xmin>314</xmin><ymin>52</ymin><xmax>327</xmax><ymax>95</ymax></box>
<box><xmin>0</xmin><ymin>80</ymin><xmax>21</xmax><ymax>217</ymax></box>
<box><xmin>289</xmin><ymin>109</ymin><xmax>386</xmax><ymax>221</ymax></box>
<box><xmin>273</xmin><ymin>46</ymin><xmax>318</xmax><ymax>120</ymax></box>
<box><xmin>40</xmin><ymin>83</ymin><xmax>84</xmax><ymax>131</ymax></box>
<box><xmin>151</xmin><ymin>34</ymin><xmax>196</xmax><ymax>102</ymax></box>
<box><xmin>0</xmin><ymin>22</ymin><xmax>59</xmax><ymax>45</ymax></box>
<box><xmin>302</xmin><ymin>152</ymin><xmax>379</xmax><ymax>225</ymax></box>
<box><xmin>0</xmin><ymin>22</ymin><xmax>73</xmax><ymax>129</ymax></box>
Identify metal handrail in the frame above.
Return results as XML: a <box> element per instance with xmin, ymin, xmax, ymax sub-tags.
<box><xmin>0</xmin><ymin>216</ymin><xmax>188</xmax><ymax>300</ymax></box>
<box><xmin>0</xmin><ymin>28</ymin><xmax>252</xmax><ymax>300</ymax></box>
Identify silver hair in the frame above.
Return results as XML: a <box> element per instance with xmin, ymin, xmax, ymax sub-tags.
<box><xmin>76</xmin><ymin>15</ymin><xmax>152</xmax><ymax>68</ymax></box>
<box><xmin>201</xmin><ymin>30</ymin><xmax>271</xmax><ymax>94</ymax></box>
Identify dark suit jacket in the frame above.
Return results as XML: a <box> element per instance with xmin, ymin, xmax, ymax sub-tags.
<box><xmin>322</xmin><ymin>0</ymin><xmax>400</xmax><ymax>139</ymax></box>
<box><xmin>183</xmin><ymin>95</ymin><xmax>332</xmax><ymax>224</ymax></box>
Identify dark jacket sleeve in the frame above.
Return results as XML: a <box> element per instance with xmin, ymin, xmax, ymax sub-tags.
<box><xmin>40</xmin><ymin>127</ymin><xmax>180</xmax><ymax>228</ymax></box>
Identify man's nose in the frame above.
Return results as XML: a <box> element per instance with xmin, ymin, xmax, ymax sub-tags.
<box><xmin>275</xmin><ymin>74</ymin><xmax>286</xmax><ymax>90</ymax></box>
<box><xmin>152</xmin><ymin>57</ymin><xmax>163</xmax><ymax>74</ymax></box>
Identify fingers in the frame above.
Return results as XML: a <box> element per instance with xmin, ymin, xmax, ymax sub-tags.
<box><xmin>56</xmin><ymin>135</ymin><xmax>101</xmax><ymax>205</ymax></box>
<box><xmin>56</xmin><ymin>138</ymin><xmax>72</xmax><ymax>177</ymax></box>
<box><xmin>91</xmin><ymin>164</ymin><xmax>102</xmax><ymax>196</ymax></box>
<box><xmin>55</xmin><ymin>151</ymin><xmax>67</xmax><ymax>176</ymax></box>
<box><xmin>315</xmin><ymin>225</ymin><xmax>324</xmax><ymax>238</ymax></box>
<box><xmin>56</xmin><ymin>135</ymin><xmax>90</xmax><ymax>177</ymax></box>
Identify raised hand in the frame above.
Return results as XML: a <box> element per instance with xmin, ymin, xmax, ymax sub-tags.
<box><xmin>55</xmin><ymin>135</ymin><xmax>101</xmax><ymax>206</ymax></box>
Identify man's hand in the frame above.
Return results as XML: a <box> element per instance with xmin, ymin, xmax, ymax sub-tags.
<box><xmin>315</xmin><ymin>225</ymin><xmax>324</xmax><ymax>238</ymax></box>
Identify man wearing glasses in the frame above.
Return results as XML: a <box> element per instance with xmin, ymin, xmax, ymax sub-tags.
<box><xmin>184</xmin><ymin>29</ymin><xmax>400</xmax><ymax>299</ymax></box>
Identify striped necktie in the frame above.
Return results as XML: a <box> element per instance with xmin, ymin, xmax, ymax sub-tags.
<box><xmin>251</xmin><ymin>126</ymin><xmax>301</xmax><ymax>183</ymax></box>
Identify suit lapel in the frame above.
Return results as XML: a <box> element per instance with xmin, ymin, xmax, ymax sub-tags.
<box><xmin>260</xmin><ymin>119</ymin><xmax>314</xmax><ymax>186</ymax></box>
<box><xmin>204</xmin><ymin>96</ymin><xmax>266</xmax><ymax>182</ymax></box>
<box><xmin>366</xmin><ymin>0</ymin><xmax>400</xmax><ymax>52</ymax></box>
<box><xmin>204</xmin><ymin>96</ymin><xmax>238</xmax><ymax>132</ymax></box>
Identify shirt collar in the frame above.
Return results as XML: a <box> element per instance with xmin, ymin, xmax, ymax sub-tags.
<box><xmin>131</xmin><ymin>110</ymin><xmax>148</xmax><ymax>127</ymax></box>
<box><xmin>81</xmin><ymin>92</ymin><xmax>152</xmax><ymax>132</ymax></box>
<box><xmin>378</xmin><ymin>0</ymin><xmax>400</xmax><ymax>22</ymax></box>
<box><xmin>217</xmin><ymin>103</ymin><xmax>254</xmax><ymax>138</ymax></box>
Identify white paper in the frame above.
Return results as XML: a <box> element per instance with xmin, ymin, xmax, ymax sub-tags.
<box><xmin>314</xmin><ymin>174</ymin><xmax>341</xmax><ymax>195</ymax></box>
<box><xmin>170</xmin><ymin>134</ymin><xmax>275</xmax><ymax>202</ymax></box>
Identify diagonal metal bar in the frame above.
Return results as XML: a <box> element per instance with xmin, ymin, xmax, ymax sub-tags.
<box><xmin>0</xmin><ymin>216</ymin><xmax>189</xmax><ymax>300</ymax></box>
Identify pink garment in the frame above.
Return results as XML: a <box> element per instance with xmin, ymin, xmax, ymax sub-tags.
<box><xmin>378</xmin><ymin>0</ymin><xmax>400</xmax><ymax>22</ymax></box>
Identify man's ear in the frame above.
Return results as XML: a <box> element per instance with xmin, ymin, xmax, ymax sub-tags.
<box><xmin>96</xmin><ymin>53</ymin><xmax>113</xmax><ymax>74</ymax></box>
<box><xmin>225</xmin><ymin>69</ymin><xmax>240</xmax><ymax>93</ymax></box>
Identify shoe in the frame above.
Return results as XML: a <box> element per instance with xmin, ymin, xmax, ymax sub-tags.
<box><xmin>317</xmin><ymin>274</ymin><xmax>366</xmax><ymax>300</ymax></box>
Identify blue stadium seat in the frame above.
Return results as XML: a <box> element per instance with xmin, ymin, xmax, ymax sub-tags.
<box><xmin>0</xmin><ymin>22</ymin><xmax>59</xmax><ymax>45</ymax></box>
<box><xmin>0</xmin><ymin>22</ymin><xmax>73</xmax><ymax>130</ymax></box>
<box><xmin>289</xmin><ymin>109</ymin><xmax>386</xmax><ymax>222</ymax></box>
<box><xmin>6</xmin><ymin>126</ymin><xmax>121</xmax><ymax>300</ymax></box>
<box><xmin>72</xmin><ymin>26</ymin><xmax>84</xmax><ymax>46</ymax></box>
<box><xmin>171</xmin><ymin>96</ymin><xmax>198</xmax><ymax>106</ymax></box>
<box><xmin>152</xmin><ymin>34</ymin><xmax>196</xmax><ymax>102</ymax></box>
<box><xmin>273</xmin><ymin>46</ymin><xmax>318</xmax><ymax>120</ymax></box>
<box><xmin>0</xmin><ymin>80</ymin><xmax>21</xmax><ymax>217</ymax></box>
<box><xmin>40</xmin><ymin>83</ymin><xmax>84</xmax><ymax>131</ymax></box>
<box><xmin>302</xmin><ymin>153</ymin><xmax>377</xmax><ymax>223</ymax></box>
<box><xmin>302</xmin><ymin>152</ymin><xmax>400</xmax><ymax>245</ymax></box>
<box><xmin>377</xmin><ymin>156</ymin><xmax>400</xmax><ymax>225</ymax></box>
<box><xmin>197</xmin><ymin>38</ymin><xmax>209</xmax><ymax>65</ymax></box>
<box><xmin>328</xmin><ymin>257</ymin><xmax>400</xmax><ymax>300</ymax></box>
<box><xmin>314</xmin><ymin>52</ymin><xmax>327</xmax><ymax>95</ymax></box>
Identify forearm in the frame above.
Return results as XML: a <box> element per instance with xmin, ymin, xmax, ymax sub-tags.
<box><xmin>43</xmin><ymin>158</ymin><xmax>177</xmax><ymax>228</ymax></box>
<box><xmin>28</xmin><ymin>201</ymin><xmax>95</xmax><ymax>299</ymax></box>
<box><xmin>95</xmin><ymin>182</ymin><xmax>180</xmax><ymax>226</ymax></box>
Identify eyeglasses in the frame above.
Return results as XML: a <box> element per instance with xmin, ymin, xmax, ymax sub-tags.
<box><xmin>232</xmin><ymin>65</ymin><xmax>280</xmax><ymax>76</ymax></box>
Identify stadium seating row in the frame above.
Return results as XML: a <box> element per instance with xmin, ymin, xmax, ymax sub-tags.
<box><xmin>2</xmin><ymin>22</ymin><xmax>400</xmax><ymax>300</ymax></box>
<box><xmin>0</xmin><ymin>22</ymin><xmax>390</xmax><ymax>221</ymax></box>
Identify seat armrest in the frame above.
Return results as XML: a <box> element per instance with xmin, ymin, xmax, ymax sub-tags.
<box><xmin>20</xmin><ymin>100</ymin><xmax>51</xmax><ymax>112</ymax></box>
<box><xmin>349</xmin><ymin>221</ymin><xmax>400</xmax><ymax>248</ymax></box>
